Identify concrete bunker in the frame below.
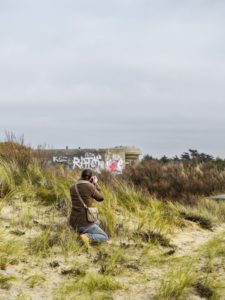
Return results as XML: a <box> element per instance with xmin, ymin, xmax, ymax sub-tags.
<box><xmin>36</xmin><ymin>146</ymin><xmax>142</xmax><ymax>174</ymax></box>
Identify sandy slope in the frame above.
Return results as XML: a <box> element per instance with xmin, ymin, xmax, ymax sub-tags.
<box><xmin>0</xmin><ymin>202</ymin><xmax>225</xmax><ymax>300</ymax></box>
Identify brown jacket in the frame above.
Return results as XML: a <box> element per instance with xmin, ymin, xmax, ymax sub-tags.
<box><xmin>69</xmin><ymin>179</ymin><xmax>104</xmax><ymax>227</ymax></box>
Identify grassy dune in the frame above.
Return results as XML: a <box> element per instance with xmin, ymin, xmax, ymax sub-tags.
<box><xmin>0</xmin><ymin>143</ymin><xmax>225</xmax><ymax>299</ymax></box>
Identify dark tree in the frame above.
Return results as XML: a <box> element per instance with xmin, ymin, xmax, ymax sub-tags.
<box><xmin>181</xmin><ymin>152</ymin><xmax>191</xmax><ymax>161</ymax></box>
<box><xmin>142</xmin><ymin>154</ymin><xmax>155</xmax><ymax>162</ymax></box>
<box><xmin>160</xmin><ymin>155</ymin><xmax>170</xmax><ymax>163</ymax></box>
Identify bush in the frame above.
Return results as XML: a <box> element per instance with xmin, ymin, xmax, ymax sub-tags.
<box><xmin>123</xmin><ymin>160</ymin><xmax>225</xmax><ymax>202</ymax></box>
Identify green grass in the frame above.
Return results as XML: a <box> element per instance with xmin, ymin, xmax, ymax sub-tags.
<box><xmin>199</xmin><ymin>231</ymin><xmax>225</xmax><ymax>285</ymax></box>
<box><xmin>58</xmin><ymin>227</ymin><xmax>83</xmax><ymax>258</ymax></box>
<box><xmin>0</xmin><ymin>231</ymin><xmax>24</xmax><ymax>269</ymax></box>
<box><xmin>25</xmin><ymin>274</ymin><xmax>46</xmax><ymax>288</ymax></box>
<box><xmin>11</xmin><ymin>206</ymin><xmax>34</xmax><ymax>229</ymax></box>
<box><xmin>56</xmin><ymin>273</ymin><xmax>121</xmax><ymax>299</ymax></box>
<box><xmin>155</xmin><ymin>263</ymin><xmax>197</xmax><ymax>299</ymax></box>
<box><xmin>28</xmin><ymin>229</ymin><xmax>54</xmax><ymax>257</ymax></box>
<box><xmin>0</xmin><ymin>159</ymin><xmax>15</xmax><ymax>197</ymax></box>
<box><xmin>133</xmin><ymin>199</ymin><xmax>184</xmax><ymax>235</ymax></box>
<box><xmin>0</xmin><ymin>275</ymin><xmax>16</xmax><ymax>289</ymax></box>
<box><xmin>177</xmin><ymin>199</ymin><xmax>225</xmax><ymax>228</ymax></box>
<box><xmin>139</xmin><ymin>243</ymin><xmax>174</xmax><ymax>266</ymax></box>
<box><xmin>201</xmin><ymin>231</ymin><xmax>225</xmax><ymax>260</ymax></box>
<box><xmin>94</xmin><ymin>246</ymin><xmax>128</xmax><ymax>275</ymax></box>
<box><xmin>189</xmin><ymin>232</ymin><xmax>225</xmax><ymax>300</ymax></box>
<box><xmin>98</xmin><ymin>186</ymin><xmax>117</xmax><ymax>237</ymax></box>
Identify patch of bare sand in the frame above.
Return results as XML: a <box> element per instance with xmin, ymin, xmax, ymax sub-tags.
<box><xmin>171</xmin><ymin>223</ymin><xmax>225</xmax><ymax>257</ymax></box>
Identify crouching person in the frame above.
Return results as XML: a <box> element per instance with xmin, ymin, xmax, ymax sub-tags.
<box><xmin>69</xmin><ymin>169</ymin><xmax>108</xmax><ymax>246</ymax></box>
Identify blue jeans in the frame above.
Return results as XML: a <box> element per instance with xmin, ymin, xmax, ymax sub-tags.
<box><xmin>76</xmin><ymin>220</ymin><xmax>108</xmax><ymax>243</ymax></box>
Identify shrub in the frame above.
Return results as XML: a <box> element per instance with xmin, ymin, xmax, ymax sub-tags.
<box><xmin>123</xmin><ymin>160</ymin><xmax>225</xmax><ymax>202</ymax></box>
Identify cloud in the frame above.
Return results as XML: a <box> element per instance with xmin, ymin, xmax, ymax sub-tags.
<box><xmin>0</xmin><ymin>0</ymin><xmax>225</xmax><ymax>157</ymax></box>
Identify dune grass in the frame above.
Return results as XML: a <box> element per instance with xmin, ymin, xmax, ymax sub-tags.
<box><xmin>28</xmin><ymin>229</ymin><xmax>54</xmax><ymax>257</ymax></box>
<box><xmin>155</xmin><ymin>263</ymin><xmax>197</xmax><ymax>300</ymax></box>
<box><xmin>0</xmin><ymin>274</ymin><xmax>16</xmax><ymax>289</ymax></box>
<box><xmin>201</xmin><ymin>231</ymin><xmax>225</xmax><ymax>259</ymax></box>
<box><xmin>93</xmin><ymin>245</ymin><xmax>128</xmax><ymax>276</ymax></box>
<box><xmin>25</xmin><ymin>274</ymin><xmax>46</xmax><ymax>288</ymax></box>
<box><xmin>56</xmin><ymin>272</ymin><xmax>121</xmax><ymax>300</ymax></box>
<box><xmin>0</xmin><ymin>142</ymin><xmax>225</xmax><ymax>299</ymax></box>
<box><xmin>58</xmin><ymin>227</ymin><xmax>83</xmax><ymax>259</ymax></box>
<box><xmin>0</xmin><ymin>231</ymin><xmax>24</xmax><ymax>269</ymax></box>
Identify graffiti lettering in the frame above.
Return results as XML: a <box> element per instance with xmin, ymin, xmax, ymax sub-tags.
<box><xmin>73</xmin><ymin>154</ymin><xmax>102</xmax><ymax>170</ymax></box>
<box><xmin>53</xmin><ymin>156</ymin><xmax>68</xmax><ymax>163</ymax></box>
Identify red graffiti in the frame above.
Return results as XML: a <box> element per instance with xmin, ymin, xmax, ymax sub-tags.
<box><xmin>109</xmin><ymin>161</ymin><xmax>118</xmax><ymax>172</ymax></box>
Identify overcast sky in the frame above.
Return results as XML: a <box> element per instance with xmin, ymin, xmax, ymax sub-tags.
<box><xmin>0</xmin><ymin>0</ymin><xmax>225</xmax><ymax>157</ymax></box>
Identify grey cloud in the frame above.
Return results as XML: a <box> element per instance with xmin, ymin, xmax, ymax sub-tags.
<box><xmin>0</xmin><ymin>0</ymin><xmax>225</xmax><ymax>157</ymax></box>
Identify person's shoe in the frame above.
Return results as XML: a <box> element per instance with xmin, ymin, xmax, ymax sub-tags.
<box><xmin>80</xmin><ymin>233</ymin><xmax>90</xmax><ymax>248</ymax></box>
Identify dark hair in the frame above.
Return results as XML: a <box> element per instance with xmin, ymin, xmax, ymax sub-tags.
<box><xmin>81</xmin><ymin>169</ymin><xmax>93</xmax><ymax>180</ymax></box>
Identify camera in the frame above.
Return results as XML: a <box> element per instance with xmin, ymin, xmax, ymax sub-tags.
<box><xmin>90</xmin><ymin>176</ymin><xmax>98</xmax><ymax>184</ymax></box>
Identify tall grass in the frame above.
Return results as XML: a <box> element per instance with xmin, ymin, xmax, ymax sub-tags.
<box><xmin>0</xmin><ymin>159</ymin><xmax>15</xmax><ymax>197</ymax></box>
<box><xmin>98</xmin><ymin>186</ymin><xmax>117</xmax><ymax>237</ymax></box>
<box><xmin>58</xmin><ymin>227</ymin><xmax>82</xmax><ymax>258</ymax></box>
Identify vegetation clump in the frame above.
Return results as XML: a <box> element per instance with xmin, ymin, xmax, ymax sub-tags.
<box><xmin>193</xmin><ymin>281</ymin><xmax>214</xmax><ymax>299</ymax></box>
<box><xmin>25</xmin><ymin>275</ymin><xmax>45</xmax><ymax>288</ymax></box>
<box><xmin>180</xmin><ymin>211</ymin><xmax>213</xmax><ymax>230</ymax></box>
<box><xmin>0</xmin><ymin>275</ymin><xmax>16</xmax><ymax>289</ymax></box>
<box><xmin>136</xmin><ymin>230</ymin><xmax>173</xmax><ymax>248</ymax></box>
<box><xmin>155</xmin><ymin>265</ymin><xmax>196</xmax><ymax>300</ymax></box>
<box><xmin>57</xmin><ymin>273</ymin><xmax>121</xmax><ymax>299</ymax></box>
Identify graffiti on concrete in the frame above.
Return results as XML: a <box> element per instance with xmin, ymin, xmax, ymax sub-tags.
<box><xmin>106</xmin><ymin>157</ymin><xmax>124</xmax><ymax>174</ymax></box>
<box><xmin>43</xmin><ymin>146</ymin><xmax>141</xmax><ymax>174</ymax></box>
<box><xmin>73</xmin><ymin>153</ymin><xmax>103</xmax><ymax>170</ymax></box>
<box><xmin>53</xmin><ymin>156</ymin><xmax>68</xmax><ymax>163</ymax></box>
<box><xmin>53</xmin><ymin>153</ymin><xmax>104</xmax><ymax>171</ymax></box>
<box><xmin>53</xmin><ymin>152</ymin><xmax>126</xmax><ymax>173</ymax></box>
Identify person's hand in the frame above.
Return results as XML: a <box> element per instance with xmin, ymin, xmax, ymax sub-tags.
<box><xmin>91</xmin><ymin>176</ymin><xmax>98</xmax><ymax>184</ymax></box>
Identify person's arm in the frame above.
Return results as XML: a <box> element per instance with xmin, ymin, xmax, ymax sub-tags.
<box><xmin>91</xmin><ymin>183</ymin><xmax>104</xmax><ymax>201</ymax></box>
<box><xmin>95</xmin><ymin>183</ymin><xmax>101</xmax><ymax>192</ymax></box>
<box><xmin>88</xmin><ymin>176</ymin><xmax>104</xmax><ymax>201</ymax></box>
